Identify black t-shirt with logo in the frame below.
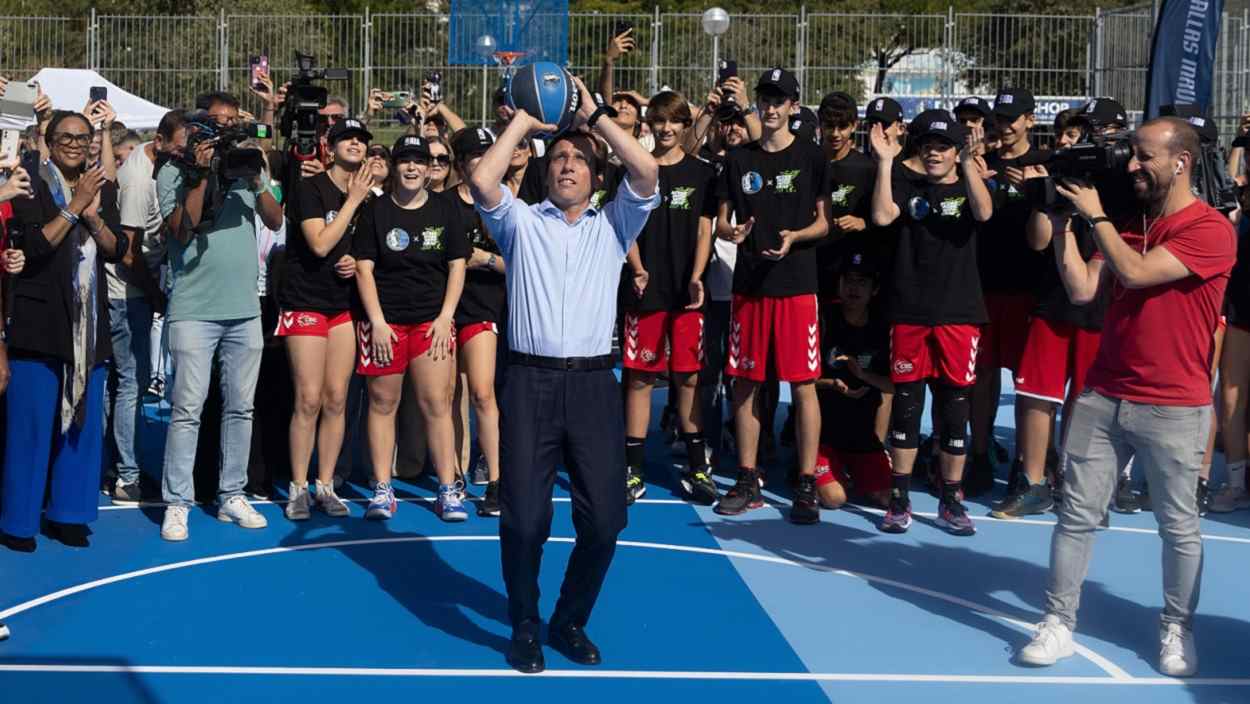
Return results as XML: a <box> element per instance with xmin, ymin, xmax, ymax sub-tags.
<box><xmin>621</xmin><ymin>155</ymin><xmax>719</xmax><ymax>312</ymax></box>
<box><xmin>454</xmin><ymin>191</ymin><xmax>506</xmax><ymax>326</ymax></box>
<box><xmin>979</xmin><ymin>152</ymin><xmax>1048</xmax><ymax>295</ymax></box>
<box><xmin>889</xmin><ymin>176</ymin><xmax>987</xmax><ymax>325</ymax></box>
<box><xmin>818</xmin><ymin>150</ymin><xmax>877</xmax><ymax>299</ymax></box>
<box><xmin>1033</xmin><ymin>218</ymin><xmax>1109</xmax><ymax>330</ymax></box>
<box><xmin>817</xmin><ymin>302</ymin><xmax>890</xmax><ymax>452</ymax></box>
<box><xmin>281</xmin><ymin>172</ymin><xmax>357</xmax><ymax>313</ymax></box>
<box><xmin>717</xmin><ymin>139</ymin><xmax>829</xmax><ymax>297</ymax></box>
<box><xmin>353</xmin><ymin>192</ymin><xmax>470</xmax><ymax>325</ymax></box>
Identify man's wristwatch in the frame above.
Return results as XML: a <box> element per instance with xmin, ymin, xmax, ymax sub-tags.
<box><xmin>587</xmin><ymin>92</ymin><xmax>618</xmax><ymax>130</ymax></box>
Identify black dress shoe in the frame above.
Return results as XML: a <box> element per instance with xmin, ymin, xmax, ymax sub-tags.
<box><xmin>506</xmin><ymin>631</ymin><xmax>545</xmax><ymax>674</ymax></box>
<box><xmin>45</xmin><ymin>522</ymin><xmax>90</xmax><ymax>548</ymax></box>
<box><xmin>0</xmin><ymin>532</ymin><xmax>36</xmax><ymax>553</ymax></box>
<box><xmin>549</xmin><ymin>623</ymin><xmax>601</xmax><ymax>666</ymax></box>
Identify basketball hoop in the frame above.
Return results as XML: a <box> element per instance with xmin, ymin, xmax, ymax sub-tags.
<box><xmin>492</xmin><ymin>50</ymin><xmax>529</xmax><ymax>77</ymax></box>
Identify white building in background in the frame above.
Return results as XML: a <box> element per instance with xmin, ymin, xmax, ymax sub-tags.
<box><xmin>859</xmin><ymin>48</ymin><xmax>973</xmax><ymax>97</ymax></box>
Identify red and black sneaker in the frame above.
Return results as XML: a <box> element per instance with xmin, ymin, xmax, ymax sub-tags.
<box><xmin>714</xmin><ymin>467</ymin><xmax>764</xmax><ymax>516</ymax></box>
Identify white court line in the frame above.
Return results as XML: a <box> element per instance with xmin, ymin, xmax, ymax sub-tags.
<box><xmin>0</xmin><ymin>535</ymin><xmax>1129</xmax><ymax>680</ymax></box>
<box><xmin>0</xmin><ymin>664</ymin><xmax>1246</xmax><ymax>686</ymax></box>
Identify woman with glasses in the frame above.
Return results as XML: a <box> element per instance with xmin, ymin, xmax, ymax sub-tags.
<box><xmin>276</xmin><ymin>118</ymin><xmax>378</xmax><ymax>521</ymax></box>
<box><xmin>1</xmin><ymin>111</ymin><xmax>125</xmax><ymax>551</ymax></box>
<box><xmin>426</xmin><ymin>137</ymin><xmax>454</xmax><ymax>193</ymax></box>
<box><xmin>353</xmin><ymin>135</ymin><xmax>471</xmax><ymax>522</ymax></box>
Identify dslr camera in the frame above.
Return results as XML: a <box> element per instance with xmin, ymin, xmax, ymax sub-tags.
<box><xmin>278</xmin><ymin>51</ymin><xmax>349</xmax><ymax>159</ymax></box>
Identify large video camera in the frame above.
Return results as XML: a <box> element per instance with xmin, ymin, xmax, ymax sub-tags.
<box><xmin>278</xmin><ymin>51</ymin><xmax>349</xmax><ymax>160</ymax></box>
<box><xmin>1021</xmin><ymin>131</ymin><xmax>1134</xmax><ymax>212</ymax></box>
<box><xmin>178</xmin><ymin>111</ymin><xmax>272</xmax><ymax>183</ymax></box>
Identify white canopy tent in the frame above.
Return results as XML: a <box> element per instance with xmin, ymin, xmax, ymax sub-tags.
<box><xmin>0</xmin><ymin>69</ymin><xmax>169</xmax><ymax>130</ymax></box>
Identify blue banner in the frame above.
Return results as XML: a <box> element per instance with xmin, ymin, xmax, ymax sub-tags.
<box><xmin>1144</xmin><ymin>0</ymin><xmax>1223</xmax><ymax>120</ymax></box>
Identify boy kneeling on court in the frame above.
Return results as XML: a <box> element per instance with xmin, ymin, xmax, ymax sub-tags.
<box><xmin>813</xmin><ymin>251</ymin><xmax>894</xmax><ymax>509</ymax></box>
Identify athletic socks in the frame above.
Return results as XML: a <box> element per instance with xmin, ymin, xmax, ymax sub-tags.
<box><xmin>942</xmin><ymin>480</ymin><xmax>962</xmax><ymax>505</ymax></box>
<box><xmin>891</xmin><ymin>472</ymin><xmax>911</xmax><ymax>495</ymax></box>
<box><xmin>1228</xmin><ymin>460</ymin><xmax>1247</xmax><ymax>491</ymax></box>
<box><xmin>681</xmin><ymin>432</ymin><xmax>708</xmax><ymax>470</ymax></box>
<box><xmin>625</xmin><ymin>437</ymin><xmax>646</xmax><ymax>472</ymax></box>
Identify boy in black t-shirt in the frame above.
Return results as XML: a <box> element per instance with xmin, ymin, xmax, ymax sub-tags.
<box><xmin>815</xmin><ymin>252</ymin><xmax>894</xmax><ymax>509</ymax></box>
<box><xmin>816</xmin><ymin>92</ymin><xmax>877</xmax><ymax>303</ymax></box>
<box><xmin>713</xmin><ymin>68</ymin><xmax>831</xmax><ymax>525</ymax></box>
<box><xmin>870</xmin><ymin>110</ymin><xmax>995</xmax><ymax>537</ymax></box>
<box><xmin>620</xmin><ymin>92</ymin><xmax>720</xmax><ymax>506</ymax></box>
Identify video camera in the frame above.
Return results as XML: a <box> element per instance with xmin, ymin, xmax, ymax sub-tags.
<box><xmin>278</xmin><ymin>51</ymin><xmax>349</xmax><ymax>160</ymax></box>
<box><xmin>1021</xmin><ymin>130</ymin><xmax>1134</xmax><ymax>212</ymax></box>
<box><xmin>178</xmin><ymin>111</ymin><xmax>272</xmax><ymax>183</ymax></box>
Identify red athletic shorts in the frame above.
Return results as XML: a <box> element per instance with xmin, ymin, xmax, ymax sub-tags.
<box><xmin>622</xmin><ymin>310</ymin><xmax>704</xmax><ymax>374</ymax></box>
<box><xmin>274</xmin><ymin>310</ymin><xmax>353</xmax><ymax>337</ymax></box>
<box><xmin>726</xmin><ymin>294</ymin><xmax>820</xmax><ymax>383</ymax></box>
<box><xmin>458</xmin><ymin>321</ymin><xmax>499</xmax><ymax>346</ymax></box>
<box><xmin>815</xmin><ymin>445</ymin><xmax>893</xmax><ymax>494</ymax></box>
<box><xmin>1013</xmin><ymin>317</ymin><xmax>1101</xmax><ymax>405</ymax></box>
<box><xmin>355</xmin><ymin>320</ymin><xmax>456</xmax><ymax>376</ymax></box>
<box><xmin>977</xmin><ymin>292</ymin><xmax>1035</xmax><ymax>373</ymax></box>
<box><xmin>889</xmin><ymin>323</ymin><xmax>981</xmax><ymax>387</ymax></box>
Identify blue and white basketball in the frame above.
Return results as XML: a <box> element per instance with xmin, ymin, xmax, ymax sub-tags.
<box><xmin>505</xmin><ymin>61</ymin><xmax>581</xmax><ymax>137</ymax></box>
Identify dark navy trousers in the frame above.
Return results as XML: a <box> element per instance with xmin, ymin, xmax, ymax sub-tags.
<box><xmin>1</xmin><ymin>360</ymin><xmax>106</xmax><ymax>539</ymax></box>
<box><xmin>498</xmin><ymin>363</ymin><xmax>627</xmax><ymax>633</ymax></box>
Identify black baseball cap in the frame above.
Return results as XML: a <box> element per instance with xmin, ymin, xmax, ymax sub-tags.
<box><xmin>993</xmin><ymin>87</ymin><xmax>1036</xmax><ymax>118</ymax></box>
<box><xmin>954</xmin><ymin>96</ymin><xmax>993</xmax><ymax>121</ymax></box>
<box><xmin>789</xmin><ymin>106</ymin><xmax>819</xmax><ymax>142</ymax></box>
<box><xmin>839</xmin><ymin>250</ymin><xmax>879</xmax><ymax>278</ymax></box>
<box><xmin>1160</xmin><ymin>104</ymin><xmax>1218</xmax><ymax>144</ymax></box>
<box><xmin>911</xmin><ymin>109</ymin><xmax>967</xmax><ymax>145</ymax></box>
<box><xmin>391</xmin><ymin>135</ymin><xmax>431</xmax><ymax>161</ymax></box>
<box><xmin>755</xmin><ymin>67</ymin><xmax>800</xmax><ymax>100</ymax></box>
<box><xmin>865</xmin><ymin>97</ymin><xmax>903</xmax><ymax>125</ymax></box>
<box><xmin>1081</xmin><ymin>97</ymin><xmax>1128</xmax><ymax>128</ymax></box>
<box><xmin>327</xmin><ymin>117</ymin><xmax>373</xmax><ymax>145</ymax></box>
<box><xmin>818</xmin><ymin>91</ymin><xmax>858</xmax><ymax>123</ymax></box>
<box><xmin>451</xmin><ymin>127</ymin><xmax>495</xmax><ymax>157</ymax></box>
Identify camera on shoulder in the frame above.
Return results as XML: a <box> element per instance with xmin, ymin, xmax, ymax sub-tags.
<box><xmin>1020</xmin><ymin>130</ymin><xmax>1134</xmax><ymax>213</ymax></box>
<box><xmin>277</xmin><ymin>51</ymin><xmax>349</xmax><ymax>159</ymax></box>
<box><xmin>176</xmin><ymin>112</ymin><xmax>272</xmax><ymax>184</ymax></box>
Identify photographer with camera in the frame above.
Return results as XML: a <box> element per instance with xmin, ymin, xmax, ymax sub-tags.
<box><xmin>1018</xmin><ymin>117</ymin><xmax>1235</xmax><ymax>677</ymax></box>
<box><xmin>156</xmin><ymin>91</ymin><xmax>284</xmax><ymax>542</ymax></box>
<box><xmin>691</xmin><ymin>73</ymin><xmax>762</xmax><ymax>155</ymax></box>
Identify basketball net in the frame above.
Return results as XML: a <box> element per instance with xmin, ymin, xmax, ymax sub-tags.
<box><xmin>492</xmin><ymin>51</ymin><xmax>528</xmax><ymax>78</ymax></box>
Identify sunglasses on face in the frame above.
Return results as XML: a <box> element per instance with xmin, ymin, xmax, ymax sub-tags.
<box><xmin>428</xmin><ymin>154</ymin><xmax>451</xmax><ymax>166</ymax></box>
<box><xmin>366</xmin><ymin>148</ymin><xmax>388</xmax><ymax>159</ymax></box>
<box><xmin>53</xmin><ymin>133</ymin><xmax>92</xmax><ymax>147</ymax></box>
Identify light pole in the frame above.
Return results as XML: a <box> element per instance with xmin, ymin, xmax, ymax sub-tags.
<box><xmin>702</xmin><ymin>7</ymin><xmax>730</xmax><ymax>84</ymax></box>
<box><xmin>475</xmin><ymin>34</ymin><xmax>497</xmax><ymax>127</ymax></box>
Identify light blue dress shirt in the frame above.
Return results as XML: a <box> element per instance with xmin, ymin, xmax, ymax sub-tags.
<box><xmin>478</xmin><ymin>178</ymin><xmax>660</xmax><ymax>357</ymax></box>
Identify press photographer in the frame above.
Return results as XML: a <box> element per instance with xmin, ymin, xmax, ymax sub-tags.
<box><xmin>155</xmin><ymin>90</ymin><xmax>284</xmax><ymax>543</ymax></box>
<box><xmin>1019</xmin><ymin>116</ymin><xmax>1236</xmax><ymax>677</ymax></box>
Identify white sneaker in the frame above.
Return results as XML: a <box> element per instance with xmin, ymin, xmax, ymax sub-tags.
<box><xmin>217</xmin><ymin>495</ymin><xmax>268</xmax><ymax>529</ymax></box>
<box><xmin>161</xmin><ymin>504</ymin><xmax>190</xmax><ymax>542</ymax></box>
<box><xmin>1159</xmin><ymin>622</ymin><xmax>1198</xmax><ymax>677</ymax></box>
<box><xmin>1018</xmin><ymin>614</ymin><xmax>1075</xmax><ymax>666</ymax></box>
<box><xmin>285</xmin><ymin>483</ymin><xmax>311</xmax><ymax>521</ymax></box>
<box><xmin>315</xmin><ymin>480</ymin><xmax>350</xmax><ymax>517</ymax></box>
<box><xmin>1209</xmin><ymin>484</ymin><xmax>1250</xmax><ymax>513</ymax></box>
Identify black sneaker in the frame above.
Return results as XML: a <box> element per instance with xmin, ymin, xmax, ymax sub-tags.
<box><xmin>1197</xmin><ymin>478</ymin><xmax>1211</xmax><ymax>517</ymax></box>
<box><xmin>111</xmin><ymin>481</ymin><xmax>142</xmax><ymax>505</ymax></box>
<box><xmin>714</xmin><ymin>468</ymin><xmax>763</xmax><ymax>515</ymax></box>
<box><xmin>625</xmin><ymin>466</ymin><xmax>646</xmax><ymax>506</ymax></box>
<box><xmin>963</xmin><ymin>453</ymin><xmax>996</xmax><ymax>498</ymax></box>
<box><xmin>679</xmin><ymin>468</ymin><xmax>719</xmax><ymax>505</ymax></box>
<box><xmin>789</xmin><ymin>475</ymin><xmax>819</xmax><ymax>525</ymax></box>
<box><xmin>1113</xmin><ymin>477</ymin><xmax>1141</xmax><ymax>514</ymax></box>
<box><xmin>478</xmin><ymin>480</ymin><xmax>501</xmax><ymax>517</ymax></box>
<box><xmin>991</xmin><ymin>481</ymin><xmax>1054</xmax><ymax>519</ymax></box>
<box><xmin>936</xmin><ymin>498</ymin><xmax>976</xmax><ymax>536</ymax></box>
<box><xmin>469</xmin><ymin>452</ymin><xmax>490</xmax><ymax>486</ymax></box>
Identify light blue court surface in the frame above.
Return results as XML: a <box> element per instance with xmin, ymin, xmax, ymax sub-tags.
<box><xmin>1</xmin><ymin>373</ymin><xmax>1249</xmax><ymax>704</ymax></box>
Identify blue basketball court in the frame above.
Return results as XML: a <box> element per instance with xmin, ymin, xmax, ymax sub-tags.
<box><xmin>1</xmin><ymin>372</ymin><xmax>1248</xmax><ymax>704</ymax></box>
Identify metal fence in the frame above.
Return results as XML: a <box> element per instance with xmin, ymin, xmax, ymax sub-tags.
<box><xmin>3</xmin><ymin>6</ymin><xmax>1249</xmax><ymax>138</ymax></box>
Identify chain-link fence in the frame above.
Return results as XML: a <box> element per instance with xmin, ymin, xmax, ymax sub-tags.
<box><xmin>3</xmin><ymin>6</ymin><xmax>1248</xmax><ymax>139</ymax></box>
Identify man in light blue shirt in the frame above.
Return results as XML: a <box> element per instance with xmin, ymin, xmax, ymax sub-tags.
<box><xmin>471</xmin><ymin>77</ymin><xmax>659</xmax><ymax>674</ymax></box>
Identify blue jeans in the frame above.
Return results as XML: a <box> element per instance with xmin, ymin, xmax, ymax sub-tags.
<box><xmin>107</xmin><ymin>297</ymin><xmax>153</xmax><ymax>485</ymax></box>
<box><xmin>161</xmin><ymin>318</ymin><xmax>263</xmax><ymax>506</ymax></box>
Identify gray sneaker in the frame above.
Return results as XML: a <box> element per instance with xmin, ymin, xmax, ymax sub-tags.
<box><xmin>1210</xmin><ymin>484</ymin><xmax>1250</xmax><ymax>513</ymax></box>
<box><xmin>314</xmin><ymin>480</ymin><xmax>350</xmax><ymax>517</ymax></box>
<box><xmin>284</xmin><ymin>483</ymin><xmax>311</xmax><ymax>521</ymax></box>
<box><xmin>111</xmin><ymin>481</ymin><xmax>142</xmax><ymax>505</ymax></box>
<box><xmin>469</xmin><ymin>452</ymin><xmax>490</xmax><ymax>486</ymax></box>
<box><xmin>991</xmin><ymin>482</ymin><xmax>1054</xmax><ymax>520</ymax></box>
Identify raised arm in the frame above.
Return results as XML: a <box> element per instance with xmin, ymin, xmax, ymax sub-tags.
<box><xmin>469</xmin><ymin>110</ymin><xmax>555</xmax><ymax>210</ymax></box>
<box><xmin>959</xmin><ymin>125</ymin><xmax>994</xmax><ymax>223</ymax></box>
<box><xmin>572</xmin><ymin>77</ymin><xmax>657</xmax><ymax>196</ymax></box>
<box><xmin>869</xmin><ymin>123</ymin><xmax>902</xmax><ymax>227</ymax></box>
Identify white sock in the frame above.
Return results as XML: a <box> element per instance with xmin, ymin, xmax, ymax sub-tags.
<box><xmin>1228</xmin><ymin>461</ymin><xmax>1246</xmax><ymax>490</ymax></box>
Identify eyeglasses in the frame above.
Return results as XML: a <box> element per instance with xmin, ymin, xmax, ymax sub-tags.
<box><xmin>429</xmin><ymin>154</ymin><xmax>451</xmax><ymax>166</ymax></box>
<box><xmin>53</xmin><ymin>133</ymin><xmax>92</xmax><ymax>147</ymax></box>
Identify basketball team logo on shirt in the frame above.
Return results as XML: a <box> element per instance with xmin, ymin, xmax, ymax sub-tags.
<box><xmin>831</xmin><ymin>184</ymin><xmax>855</xmax><ymax>207</ymax></box>
<box><xmin>939</xmin><ymin>196</ymin><xmax>967</xmax><ymax>218</ymax></box>
<box><xmin>668</xmin><ymin>186</ymin><xmax>695</xmax><ymax>210</ymax></box>
<box><xmin>774</xmin><ymin>170</ymin><xmax>800</xmax><ymax>194</ymax></box>
<box><xmin>907</xmin><ymin>196</ymin><xmax>930</xmax><ymax>220</ymax></box>
<box><xmin>386</xmin><ymin>228</ymin><xmax>411</xmax><ymax>251</ymax></box>
<box><xmin>325</xmin><ymin>210</ymin><xmax>338</xmax><ymax>225</ymax></box>
<box><xmin>742</xmin><ymin>171</ymin><xmax>764</xmax><ymax>195</ymax></box>
<box><xmin>420</xmin><ymin>226</ymin><xmax>445</xmax><ymax>251</ymax></box>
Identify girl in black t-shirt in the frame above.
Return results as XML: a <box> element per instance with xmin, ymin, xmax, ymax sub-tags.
<box><xmin>427</xmin><ymin>137</ymin><xmax>453</xmax><ymax>193</ymax></box>
<box><xmin>353</xmin><ymin>135</ymin><xmax>470</xmax><ymax>523</ymax></box>
<box><xmin>448</xmin><ymin>127</ymin><xmax>508</xmax><ymax>516</ymax></box>
<box><xmin>277</xmin><ymin>119</ymin><xmax>377</xmax><ymax>522</ymax></box>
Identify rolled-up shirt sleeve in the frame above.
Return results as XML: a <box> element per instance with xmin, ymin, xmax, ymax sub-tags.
<box><xmin>603</xmin><ymin>175</ymin><xmax>661</xmax><ymax>257</ymax></box>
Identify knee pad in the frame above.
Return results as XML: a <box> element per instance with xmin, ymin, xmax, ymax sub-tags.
<box><xmin>937</xmin><ymin>383</ymin><xmax>971</xmax><ymax>455</ymax></box>
<box><xmin>889</xmin><ymin>381</ymin><xmax>926</xmax><ymax>449</ymax></box>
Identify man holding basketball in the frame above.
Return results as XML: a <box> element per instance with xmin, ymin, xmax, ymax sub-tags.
<box><xmin>471</xmin><ymin>71</ymin><xmax>659</xmax><ymax>674</ymax></box>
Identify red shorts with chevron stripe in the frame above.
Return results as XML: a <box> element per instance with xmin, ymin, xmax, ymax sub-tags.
<box><xmin>274</xmin><ymin>310</ymin><xmax>353</xmax><ymax>337</ymax></box>
<box><xmin>621</xmin><ymin>310</ymin><xmax>704</xmax><ymax>373</ymax></box>
<box><xmin>724</xmin><ymin>294</ymin><xmax>820</xmax><ymax>383</ymax></box>
<box><xmin>888</xmin><ymin>323</ymin><xmax>980</xmax><ymax>387</ymax></box>
<box><xmin>355</xmin><ymin>320</ymin><xmax>455</xmax><ymax>376</ymax></box>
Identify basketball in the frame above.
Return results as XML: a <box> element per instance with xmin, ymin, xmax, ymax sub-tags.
<box><xmin>505</xmin><ymin>61</ymin><xmax>581</xmax><ymax>137</ymax></box>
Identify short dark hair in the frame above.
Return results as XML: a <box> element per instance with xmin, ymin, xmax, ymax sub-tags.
<box><xmin>819</xmin><ymin>99</ymin><xmax>857</xmax><ymax>129</ymax></box>
<box><xmin>195</xmin><ymin>91</ymin><xmax>240</xmax><ymax>111</ymax></box>
<box><xmin>547</xmin><ymin>130</ymin><xmax>600</xmax><ymax>175</ymax></box>
<box><xmin>157</xmin><ymin>110</ymin><xmax>186</xmax><ymax>141</ymax></box>
<box><xmin>46</xmin><ymin>111</ymin><xmax>93</xmax><ymax>141</ymax></box>
<box><xmin>1053</xmin><ymin>108</ymin><xmax>1079</xmax><ymax>132</ymax></box>
<box><xmin>1146</xmin><ymin>116</ymin><xmax>1200</xmax><ymax>162</ymax></box>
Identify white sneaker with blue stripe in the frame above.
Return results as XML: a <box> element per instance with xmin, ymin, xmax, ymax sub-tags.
<box><xmin>366</xmin><ymin>482</ymin><xmax>397</xmax><ymax>520</ymax></box>
<box><xmin>437</xmin><ymin>482</ymin><xmax>469</xmax><ymax>522</ymax></box>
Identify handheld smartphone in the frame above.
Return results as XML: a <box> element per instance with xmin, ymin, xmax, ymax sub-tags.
<box><xmin>89</xmin><ymin>86</ymin><xmax>108</xmax><ymax>103</ymax></box>
<box><xmin>425</xmin><ymin>72</ymin><xmax>443</xmax><ymax>104</ymax></box>
<box><xmin>614</xmin><ymin>20</ymin><xmax>633</xmax><ymax>37</ymax></box>
<box><xmin>249</xmin><ymin>55</ymin><xmax>270</xmax><ymax>92</ymax></box>
<box><xmin>381</xmin><ymin>91</ymin><xmax>413</xmax><ymax>110</ymax></box>
<box><xmin>0</xmin><ymin>81</ymin><xmax>38</xmax><ymax>120</ymax></box>
<box><xmin>0</xmin><ymin>130</ymin><xmax>20</xmax><ymax>162</ymax></box>
<box><xmin>717</xmin><ymin>59</ymin><xmax>738</xmax><ymax>85</ymax></box>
